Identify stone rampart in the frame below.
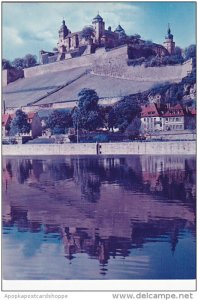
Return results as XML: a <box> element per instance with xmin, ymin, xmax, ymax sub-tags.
<box><xmin>23</xmin><ymin>43</ymin><xmax>192</xmax><ymax>83</ymax></box>
<box><xmin>24</xmin><ymin>55</ymin><xmax>95</xmax><ymax>78</ymax></box>
<box><xmin>2</xmin><ymin>140</ymin><xmax>196</xmax><ymax>156</ymax></box>
<box><xmin>3</xmin><ymin>69</ymin><xmax>24</xmax><ymax>86</ymax></box>
<box><xmin>92</xmin><ymin>58</ymin><xmax>192</xmax><ymax>82</ymax></box>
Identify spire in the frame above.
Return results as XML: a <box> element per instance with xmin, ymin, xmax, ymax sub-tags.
<box><xmin>167</xmin><ymin>23</ymin><xmax>171</xmax><ymax>35</ymax></box>
<box><xmin>92</xmin><ymin>12</ymin><xmax>103</xmax><ymax>22</ymax></box>
<box><xmin>165</xmin><ymin>23</ymin><xmax>173</xmax><ymax>40</ymax></box>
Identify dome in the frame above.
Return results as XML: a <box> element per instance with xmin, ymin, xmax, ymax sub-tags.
<box><xmin>93</xmin><ymin>14</ymin><xmax>103</xmax><ymax>22</ymax></box>
<box><xmin>58</xmin><ymin>19</ymin><xmax>69</xmax><ymax>37</ymax></box>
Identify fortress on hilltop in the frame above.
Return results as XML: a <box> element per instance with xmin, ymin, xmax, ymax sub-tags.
<box><xmin>4</xmin><ymin>13</ymin><xmax>192</xmax><ymax>114</ymax></box>
<box><xmin>40</xmin><ymin>13</ymin><xmax>175</xmax><ymax>64</ymax></box>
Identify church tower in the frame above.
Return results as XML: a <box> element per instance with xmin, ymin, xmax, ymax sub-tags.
<box><xmin>58</xmin><ymin>19</ymin><xmax>69</xmax><ymax>40</ymax></box>
<box><xmin>163</xmin><ymin>24</ymin><xmax>175</xmax><ymax>55</ymax></box>
<box><xmin>92</xmin><ymin>13</ymin><xmax>105</xmax><ymax>44</ymax></box>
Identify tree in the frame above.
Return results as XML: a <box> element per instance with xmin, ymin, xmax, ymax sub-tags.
<box><xmin>174</xmin><ymin>46</ymin><xmax>182</xmax><ymax>57</ymax></box>
<box><xmin>10</xmin><ymin>110</ymin><xmax>31</xmax><ymax>136</ymax></box>
<box><xmin>184</xmin><ymin>44</ymin><xmax>196</xmax><ymax>60</ymax></box>
<box><xmin>72</xmin><ymin>88</ymin><xmax>103</xmax><ymax>131</ymax></box>
<box><xmin>108</xmin><ymin>96</ymin><xmax>141</xmax><ymax>132</ymax></box>
<box><xmin>46</xmin><ymin>110</ymin><xmax>72</xmax><ymax>134</ymax></box>
<box><xmin>125</xmin><ymin>116</ymin><xmax>141</xmax><ymax>138</ymax></box>
<box><xmin>80</xmin><ymin>26</ymin><xmax>94</xmax><ymax>41</ymax></box>
<box><xmin>23</xmin><ymin>54</ymin><xmax>37</xmax><ymax>68</ymax></box>
<box><xmin>128</xmin><ymin>34</ymin><xmax>141</xmax><ymax>45</ymax></box>
<box><xmin>2</xmin><ymin>58</ymin><xmax>12</xmax><ymax>70</ymax></box>
<box><xmin>78</xmin><ymin>88</ymin><xmax>99</xmax><ymax>110</ymax></box>
<box><xmin>12</xmin><ymin>57</ymin><xmax>25</xmax><ymax>69</ymax></box>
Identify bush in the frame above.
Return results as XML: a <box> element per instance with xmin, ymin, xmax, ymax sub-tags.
<box><xmin>53</xmin><ymin>126</ymin><xmax>65</xmax><ymax>135</ymax></box>
<box><xmin>127</xmin><ymin>57</ymin><xmax>145</xmax><ymax>66</ymax></box>
<box><xmin>145</xmin><ymin>55</ymin><xmax>184</xmax><ymax>68</ymax></box>
<box><xmin>92</xmin><ymin>133</ymin><xmax>109</xmax><ymax>143</ymax></box>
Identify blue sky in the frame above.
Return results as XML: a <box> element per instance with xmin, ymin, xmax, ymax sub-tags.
<box><xmin>2</xmin><ymin>1</ymin><xmax>196</xmax><ymax>61</ymax></box>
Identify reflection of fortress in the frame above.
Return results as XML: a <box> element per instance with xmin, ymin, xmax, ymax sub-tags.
<box><xmin>2</xmin><ymin>156</ymin><xmax>196</xmax><ymax>269</ymax></box>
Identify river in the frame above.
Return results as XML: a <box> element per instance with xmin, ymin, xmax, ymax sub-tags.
<box><xmin>2</xmin><ymin>155</ymin><xmax>196</xmax><ymax>280</ymax></box>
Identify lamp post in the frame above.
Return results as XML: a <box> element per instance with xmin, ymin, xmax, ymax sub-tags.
<box><xmin>77</xmin><ymin>115</ymin><xmax>79</xmax><ymax>144</ymax></box>
<box><xmin>75</xmin><ymin>103</ymin><xmax>79</xmax><ymax>144</ymax></box>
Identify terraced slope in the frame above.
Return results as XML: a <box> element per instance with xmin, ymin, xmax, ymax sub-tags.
<box><xmin>3</xmin><ymin>67</ymin><xmax>88</xmax><ymax>107</ymax></box>
<box><xmin>37</xmin><ymin>73</ymin><xmax>159</xmax><ymax>104</ymax></box>
<box><xmin>3</xmin><ymin>68</ymin><xmax>165</xmax><ymax>109</ymax></box>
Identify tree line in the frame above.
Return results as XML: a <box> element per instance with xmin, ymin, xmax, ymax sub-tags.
<box><xmin>9</xmin><ymin>88</ymin><xmax>141</xmax><ymax>139</ymax></box>
<box><xmin>2</xmin><ymin>54</ymin><xmax>37</xmax><ymax>70</ymax></box>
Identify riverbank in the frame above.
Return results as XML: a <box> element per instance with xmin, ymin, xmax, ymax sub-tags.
<box><xmin>2</xmin><ymin>140</ymin><xmax>196</xmax><ymax>156</ymax></box>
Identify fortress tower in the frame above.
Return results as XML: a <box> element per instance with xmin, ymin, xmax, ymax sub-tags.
<box><xmin>163</xmin><ymin>24</ymin><xmax>175</xmax><ymax>55</ymax></box>
<box><xmin>58</xmin><ymin>19</ymin><xmax>69</xmax><ymax>40</ymax></box>
<box><xmin>92</xmin><ymin>13</ymin><xmax>105</xmax><ymax>45</ymax></box>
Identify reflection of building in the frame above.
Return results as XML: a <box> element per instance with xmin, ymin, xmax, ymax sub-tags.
<box><xmin>2</xmin><ymin>156</ymin><xmax>196</xmax><ymax>276</ymax></box>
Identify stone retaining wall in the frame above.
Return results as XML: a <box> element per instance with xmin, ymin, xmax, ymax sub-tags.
<box><xmin>2</xmin><ymin>141</ymin><xmax>196</xmax><ymax>156</ymax></box>
<box><xmin>24</xmin><ymin>45</ymin><xmax>192</xmax><ymax>83</ymax></box>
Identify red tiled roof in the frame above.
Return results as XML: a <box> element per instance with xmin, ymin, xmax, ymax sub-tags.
<box><xmin>27</xmin><ymin>112</ymin><xmax>35</xmax><ymax>119</ymax></box>
<box><xmin>189</xmin><ymin>107</ymin><xmax>196</xmax><ymax>116</ymax></box>
<box><xmin>2</xmin><ymin>114</ymin><xmax>11</xmax><ymax>126</ymax></box>
<box><xmin>163</xmin><ymin>104</ymin><xmax>184</xmax><ymax>117</ymax></box>
<box><xmin>141</xmin><ymin>103</ymin><xmax>160</xmax><ymax>117</ymax></box>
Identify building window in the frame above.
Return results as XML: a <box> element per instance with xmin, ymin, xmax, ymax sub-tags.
<box><xmin>166</xmin><ymin>118</ymin><xmax>168</xmax><ymax>121</ymax></box>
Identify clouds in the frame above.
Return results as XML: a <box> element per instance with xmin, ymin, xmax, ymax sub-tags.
<box><xmin>2</xmin><ymin>2</ymin><xmax>196</xmax><ymax>61</ymax></box>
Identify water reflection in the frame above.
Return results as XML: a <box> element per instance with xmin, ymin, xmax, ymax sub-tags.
<box><xmin>2</xmin><ymin>155</ymin><xmax>196</xmax><ymax>279</ymax></box>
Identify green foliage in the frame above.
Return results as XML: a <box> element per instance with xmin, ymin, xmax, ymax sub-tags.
<box><xmin>80</xmin><ymin>26</ymin><xmax>94</xmax><ymax>41</ymax></box>
<box><xmin>145</xmin><ymin>54</ymin><xmax>184</xmax><ymax>68</ymax></box>
<box><xmin>78</xmin><ymin>88</ymin><xmax>99</xmax><ymax>110</ymax></box>
<box><xmin>72</xmin><ymin>88</ymin><xmax>103</xmax><ymax>131</ymax></box>
<box><xmin>2</xmin><ymin>58</ymin><xmax>12</xmax><ymax>70</ymax></box>
<box><xmin>184</xmin><ymin>44</ymin><xmax>196</xmax><ymax>60</ymax></box>
<box><xmin>125</xmin><ymin>117</ymin><xmax>141</xmax><ymax>138</ymax></box>
<box><xmin>11</xmin><ymin>54</ymin><xmax>37</xmax><ymax>69</ymax></box>
<box><xmin>12</xmin><ymin>57</ymin><xmax>25</xmax><ymax>69</ymax></box>
<box><xmin>127</xmin><ymin>57</ymin><xmax>145</xmax><ymax>66</ymax></box>
<box><xmin>128</xmin><ymin>34</ymin><xmax>141</xmax><ymax>45</ymax></box>
<box><xmin>10</xmin><ymin>110</ymin><xmax>31</xmax><ymax>136</ymax></box>
<box><xmin>23</xmin><ymin>54</ymin><xmax>37</xmax><ymax>68</ymax></box>
<box><xmin>72</xmin><ymin>108</ymin><xmax>102</xmax><ymax>132</ymax></box>
<box><xmin>46</xmin><ymin>110</ymin><xmax>72</xmax><ymax>134</ymax></box>
<box><xmin>174</xmin><ymin>46</ymin><xmax>182</xmax><ymax>57</ymax></box>
<box><xmin>108</xmin><ymin>97</ymin><xmax>141</xmax><ymax>132</ymax></box>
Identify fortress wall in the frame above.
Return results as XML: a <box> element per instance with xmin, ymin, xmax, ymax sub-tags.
<box><xmin>2</xmin><ymin>70</ymin><xmax>8</xmax><ymax>87</ymax></box>
<box><xmin>24</xmin><ymin>44</ymin><xmax>192</xmax><ymax>83</ymax></box>
<box><xmin>3</xmin><ymin>69</ymin><xmax>24</xmax><ymax>86</ymax></box>
<box><xmin>92</xmin><ymin>58</ymin><xmax>193</xmax><ymax>82</ymax></box>
<box><xmin>24</xmin><ymin>55</ymin><xmax>95</xmax><ymax>78</ymax></box>
<box><xmin>24</xmin><ymin>46</ymin><xmax>128</xmax><ymax>78</ymax></box>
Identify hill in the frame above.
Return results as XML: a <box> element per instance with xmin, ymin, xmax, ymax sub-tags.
<box><xmin>2</xmin><ymin>46</ymin><xmax>193</xmax><ymax>112</ymax></box>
